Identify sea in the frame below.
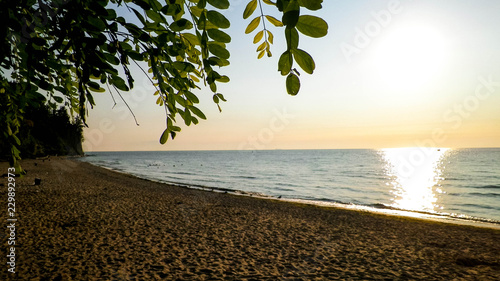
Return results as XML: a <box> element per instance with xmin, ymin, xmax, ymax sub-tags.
<box><xmin>79</xmin><ymin>148</ymin><xmax>500</xmax><ymax>227</ymax></box>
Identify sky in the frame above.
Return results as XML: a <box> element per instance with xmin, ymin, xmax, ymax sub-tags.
<box><xmin>83</xmin><ymin>0</ymin><xmax>500</xmax><ymax>152</ymax></box>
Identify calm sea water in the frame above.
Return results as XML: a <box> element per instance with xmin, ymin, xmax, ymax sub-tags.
<box><xmin>80</xmin><ymin>148</ymin><xmax>500</xmax><ymax>225</ymax></box>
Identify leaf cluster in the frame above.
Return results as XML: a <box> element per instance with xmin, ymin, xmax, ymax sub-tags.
<box><xmin>244</xmin><ymin>0</ymin><xmax>328</xmax><ymax>95</ymax></box>
<box><xmin>1</xmin><ymin>0</ymin><xmax>327</xmax><ymax>170</ymax></box>
<box><xmin>1</xmin><ymin>0</ymin><xmax>233</xmax><ymax>160</ymax></box>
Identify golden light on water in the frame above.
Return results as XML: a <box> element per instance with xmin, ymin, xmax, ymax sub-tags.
<box><xmin>379</xmin><ymin>147</ymin><xmax>450</xmax><ymax>212</ymax></box>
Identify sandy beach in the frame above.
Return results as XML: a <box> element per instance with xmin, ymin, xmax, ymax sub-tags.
<box><xmin>1</xmin><ymin>158</ymin><xmax>499</xmax><ymax>280</ymax></box>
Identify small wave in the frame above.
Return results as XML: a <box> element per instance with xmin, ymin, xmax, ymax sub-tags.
<box><xmin>165</xmin><ymin>176</ymin><xmax>189</xmax><ymax>181</ymax></box>
<box><xmin>367</xmin><ymin>204</ymin><xmax>500</xmax><ymax>226</ymax></box>
<box><xmin>232</xmin><ymin>175</ymin><xmax>258</xmax><ymax>180</ymax></box>
<box><xmin>471</xmin><ymin>184</ymin><xmax>500</xmax><ymax>189</ymax></box>
<box><xmin>448</xmin><ymin>192</ymin><xmax>500</xmax><ymax>198</ymax></box>
<box><xmin>467</xmin><ymin>192</ymin><xmax>500</xmax><ymax>198</ymax></box>
<box><xmin>457</xmin><ymin>203</ymin><xmax>499</xmax><ymax>210</ymax></box>
<box><xmin>370</xmin><ymin>203</ymin><xmax>397</xmax><ymax>210</ymax></box>
<box><xmin>174</xmin><ymin>171</ymin><xmax>196</xmax><ymax>176</ymax></box>
<box><xmin>276</xmin><ymin>182</ymin><xmax>301</xmax><ymax>188</ymax></box>
<box><xmin>444</xmin><ymin>177</ymin><xmax>463</xmax><ymax>181</ymax></box>
<box><xmin>273</xmin><ymin>186</ymin><xmax>295</xmax><ymax>192</ymax></box>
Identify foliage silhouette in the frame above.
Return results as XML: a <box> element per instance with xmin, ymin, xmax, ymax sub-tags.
<box><xmin>0</xmin><ymin>94</ymin><xmax>83</xmax><ymax>160</ymax></box>
<box><xmin>0</xmin><ymin>0</ymin><xmax>327</xmax><ymax>170</ymax></box>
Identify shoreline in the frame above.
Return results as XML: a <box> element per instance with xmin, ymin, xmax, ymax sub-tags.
<box><xmin>1</xmin><ymin>158</ymin><xmax>499</xmax><ymax>280</ymax></box>
<box><xmin>80</xmin><ymin>158</ymin><xmax>500</xmax><ymax>230</ymax></box>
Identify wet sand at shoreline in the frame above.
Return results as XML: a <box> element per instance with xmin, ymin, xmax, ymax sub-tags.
<box><xmin>1</xmin><ymin>158</ymin><xmax>499</xmax><ymax>280</ymax></box>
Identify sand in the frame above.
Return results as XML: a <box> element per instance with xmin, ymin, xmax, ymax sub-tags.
<box><xmin>0</xmin><ymin>158</ymin><xmax>499</xmax><ymax>280</ymax></box>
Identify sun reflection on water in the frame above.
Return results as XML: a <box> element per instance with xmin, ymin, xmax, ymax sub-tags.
<box><xmin>379</xmin><ymin>147</ymin><xmax>450</xmax><ymax>213</ymax></box>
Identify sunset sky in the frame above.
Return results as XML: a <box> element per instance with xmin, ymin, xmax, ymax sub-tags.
<box><xmin>83</xmin><ymin>0</ymin><xmax>500</xmax><ymax>152</ymax></box>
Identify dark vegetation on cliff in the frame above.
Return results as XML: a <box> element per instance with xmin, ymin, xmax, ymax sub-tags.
<box><xmin>1</xmin><ymin>99</ymin><xmax>83</xmax><ymax>160</ymax></box>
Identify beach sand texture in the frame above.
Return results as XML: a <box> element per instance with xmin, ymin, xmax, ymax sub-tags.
<box><xmin>0</xmin><ymin>158</ymin><xmax>499</xmax><ymax>280</ymax></box>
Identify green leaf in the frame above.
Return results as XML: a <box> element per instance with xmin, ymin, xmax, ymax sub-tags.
<box><xmin>87</xmin><ymin>92</ymin><xmax>96</xmax><ymax>106</ymax></box>
<box><xmin>207</xmin><ymin>0</ymin><xmax>230</xmax><ymax>9</ymax></box>
<box><xmin>12</xmin><ymin>134</ymin><xmax>21</xmax><ymax>146</ymax></box>
<box><xmin>151</xmin><ymin>0</ymin><xmax>163</xmax><ymax>11</ymax></box>
<box><xmin>87</xmin><ymin>16</ymin><xmax>106</xmax><ymax>31</ymax></box>
<box><xmin>174</xmin><ymin>94</ymin><xmax>187</xmax><ymax>107</ymax></box>
<box><xmin>104</xmin><ymin>53</ymin><xmax>120</xmax><ymax>65</ymax></box>
<box><xmin>53</xmin><ymin>96</ymin><xmax>64</xmax><ymax>103</ymax></box>
<box><xmin>253</xmin><ymin>30</ymin><xmax>264</xmax><ymax>43</ymax></box>
<box><xmin>127</xmin><ymin>50</ymin><xmax>144</xmax><ymax>61</ymax></box>
<box><xmin>134</xmin><ymin>0</ymin><xmax>151</xmax><ymax>10</ymax></box>
<box><xmin>208</xmin><ymin>43</ymin><xmax>230</xmax><ymax>59</ymax></box>
<box><xmin>256</xmin><ymin>41</ymin><xmax>267</xmax><ymax>52</ymax></box>
<box><xmin>146</xmin><ymin>10</ymin><xmax>166</xmax><ymax>23</ymax></box>
<box><xmin>190</xmin><ymin>6</ymin><xmax>203</xmax><ymax>17</ymax></box>
<box><xmin>184</xmin><ymin>109</ymin><xmax>192</xmax><ymax>126</ymax></box>
<box><xmin>245</xmin><ymin>16</ymin><xmax>261</xmax><ymax>34</ymax></box>
<box><xmin>258</xmin><ymin>50</ymin><xmax>265</xmax><ymax>59</ymax></box>
<box><xmin>296</xmin><ymin>15</ymin><xmax>328</xmax><ymax>38</ymax></box>
<box><xmin>197</xmin><ymin>0</ymin><xmax>207</xmax><ymax>8</ymax></box>
<box><xmin>298</xmin><ymin>0</ymin><xmax>323</xmax><ymax>10</ymax></box>
<box><xmin>265</xmin><ymin>15</ymin><xmax>284</xmax><ymax>27</ymax></box>
<box><xmin>282</xmin><ymin>0</ymin><xmax>300</xmax><ymax>28</ymax></box>
<box><xmin>276</xmin><ymin>0</ymin><xmax>284</xmax><ymax>11</ymax></box>
<box><xmin>243</xmin><ymin>0</ymin><xmax>258</xmax><ymax>19</ymax></box>
<box><xmin>286</xmin><ymin>73</ymin><xmax>300</xmax><ymax>96</ymax></box>
<box><xmin>216</xmin><ymin>75</ymin><xmax>230</xmax><ymax>82</ymax></box>
<box><xmin>267</xmin><ymin>30</ymin><xmax>274</xmax><ymax>44</ymax></box>
<box><xmin>278</xmin><ymin>51</ymin><xmax>292</xmax><ymax>75</ymax></box>
<box><xmin>119</xmin><ymin>41</ymin><xmax>132</xmax><ymax>51</ymax></box>
<box><xmin>208</xmin><ymin>57</ymin><xmax>230</xmax><ymax>67</ymax></box>
<box><xmin>182</xmin><ymin>33</ymin><xmax>200</xmax><ymax>45</ymax></box>
<box><xmin>292</xmin><ymin>49</ymin><xmax>315</xmax><ymax>74</ymax></box>
<box><xmin>173</xmin><ymin>61</ymin><xmax>196</xmax><ymax>73</ymax></box>
<box><xmin>160</xmin><ymin>128</ymin><xmax>169</xmax><ymax>144</ymax></box>
<box><xmin>207</xmin><ymin>29</ymin><xmax>231</xmax><ymax>43</ymax></box>
<box><xmin>189</xmin><ymin>106</ymin><xmax>207</xmax><ymax>119</ymax></box>
<box><xmin>131</xmin><ymin>8</ymin><xmax>146</xmax><ymax>25</ymax></box>
<box><xmin>207</xmin><ymin>10</ymin><xmax>230</xmax><ymax>29</ymax></box>
<box><xmin>207</xmin><ymin>70</ymin><xmax>222</xmax><ymax>84</ymax></box>
<box><xmin>162</xmin><ymin>3</ymin><xmax>183</xmax><ymax>18</ymax></box>
<box><xmin>285</xmin><ymin>27</ymin><xmax>299</xmax><ymax>50</ymax></box>
<box><xmin>105</xmin><ymin>8</ymin><xmax>118</xmax><ymax>20</ymax></box>
<box><xmin>88</xmin><ymin>81</ymin><xmax>105</xmax><ymax>92</ymax></box>
<box><xmin>184</xmin><ymin>91</ymin><xmax>200</xmax><ymax>104</ymax></box>
<box><xmin>216</xmin><ymin>93</ymin><xmax>227</xmax><ymax>101</ymax></box>
<box><xmin>170</xmin><ymin>19</ymin><xmax>193</xmax><ymax>31</ymax></box>
<box><xmin>110</xmin><ymin>75</ymin><xmax>129</xmax><ymax>91</ymax></box>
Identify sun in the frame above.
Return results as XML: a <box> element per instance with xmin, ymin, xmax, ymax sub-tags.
<box><xmin>372</xmin><ymin>24</ymin><xmax>448</xmax><ymax>91</ymax></box>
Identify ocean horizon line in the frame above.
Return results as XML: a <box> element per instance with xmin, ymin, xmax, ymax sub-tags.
<box><xmin>83</xmin><ymin>146</ymin><xmax>500</xmax><ymax>153</ymax></box>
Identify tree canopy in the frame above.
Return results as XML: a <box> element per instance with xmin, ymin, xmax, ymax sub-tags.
<box><xmin>1</xmin><ymin>0</ymin><xmax>327</xmax><ymax>170</ymax></box>
<box><xmin>0</xmin><ymin>100</ymin><xmax>84</xmax><ymax>159</ymax></box>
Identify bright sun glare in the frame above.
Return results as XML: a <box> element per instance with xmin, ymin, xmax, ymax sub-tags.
<box><xmin>380</xmin><ymin>147</ymin><xmax>450</xmax><ymax>213</ymax></box>
<box><xmin>373</xmin><ymin>24</ymin><xmax>448</xmax><ymax>91</ymax></box>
